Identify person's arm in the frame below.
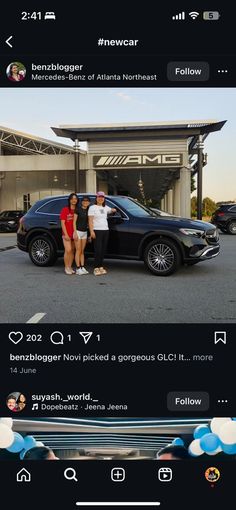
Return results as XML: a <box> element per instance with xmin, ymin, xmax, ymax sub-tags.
<box><xmin>61</xmin><ymin>220</ymin><xmax>70</xmax><ymax>241</ymax></box>
<box><xmin>73</xmin><ymin>214</ymin><xmax>78</xmax><ymax>240</ymax></box>
<box><xmin>107</xmin><ymin>206</ymin><xmax>117</xmax><ymax>214</ymax></box>
<box><xmin>88</xmin><ymin>215</ymin><xmax>96</xmax><ymax>239</ymax></box>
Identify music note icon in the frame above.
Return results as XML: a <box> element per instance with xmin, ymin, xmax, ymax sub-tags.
<box><xmin>32</xmin><ymin>403</ymin><xmax>38</xmax><ymax>411</ymax></box>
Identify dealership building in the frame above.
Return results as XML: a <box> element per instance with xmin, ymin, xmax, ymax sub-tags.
<box><xmin>0</xmin><ymin>120</ymin><xmax>225</xmax><ymax>218</ymax></box>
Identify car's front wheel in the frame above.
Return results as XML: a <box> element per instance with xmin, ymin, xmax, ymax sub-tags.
<box><xmin>144</xmin><ymin>238</ymin><xmax>181</xmax><ymax>276</ymax></box>
<box><xmin>29</xmin><ymin>236</ymin><xmax>57</xmax><ymax>266</ymax></box>
<box><xmin>227</xmin><ymin>221</ymin><xmax>236</xmax><ymax>234</ymax></box>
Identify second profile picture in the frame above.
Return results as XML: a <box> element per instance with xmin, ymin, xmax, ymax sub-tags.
<box><xmin>6</xmin><ymin>62</ymin><xmax>26</xmax><ymax>82</ymax></box>
<box><xmin>6</xmin><ymin>392</ymin><xmax>26</xmax><ymax>412</ymax></box>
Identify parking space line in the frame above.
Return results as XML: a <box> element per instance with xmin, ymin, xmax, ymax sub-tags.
<box><xmin>26</xmin><ymin>313</ymin><xmax>46</xmax><ymax>323</ymax></box>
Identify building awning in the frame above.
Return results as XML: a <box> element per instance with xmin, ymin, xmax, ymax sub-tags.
<box><xmin>52</xmin><ymin>120</ymin><xmax>226</xmax><ymax>141</ymax></box>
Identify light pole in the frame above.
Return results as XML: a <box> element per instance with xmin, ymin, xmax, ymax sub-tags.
<box><xmin>74</xmin><ymin>139</ymin><xmax>80</xmax><ymax>193</ymax></box>
<box><xmin>197</xmin><ymin>134</ymin><xmax>204</xmax><ymax>220</ymax></box>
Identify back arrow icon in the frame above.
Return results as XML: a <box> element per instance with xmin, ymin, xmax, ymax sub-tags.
<box><xmin>6</xmin><ymin>36</ymin><xmax>13</xmax><ymax>48</ymax></box>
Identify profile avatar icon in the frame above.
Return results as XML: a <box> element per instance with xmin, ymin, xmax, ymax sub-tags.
<box><xmin>6</xmin><ymin>392</ymin><xmax>26</xmax><ymax>412</ymax></box>
<box><xmin>6</xmin><ymin>62</ymin><xmax>26</xmax><ymax>82</ymax></box>
<box><xmin>205</xmin><ymin>467</ymin><xmax>220</xmax><ymax>483</ymax></box>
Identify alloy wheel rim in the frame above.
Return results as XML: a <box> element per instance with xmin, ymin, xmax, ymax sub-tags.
<box><xmin>148</xmin><ymin>243</ymin><xmax>175</xmax><ymax>272</ymax></box>
<box><xmin>32</xmin><ymin>239</ymin><xmax>50</xmax><ymax>263</ymax></box>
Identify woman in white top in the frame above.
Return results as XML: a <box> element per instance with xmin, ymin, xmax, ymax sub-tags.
<box><xmin>88</xmin><ymin>191</ymin><xmax>116</xmax><ymax>275</ymax></box>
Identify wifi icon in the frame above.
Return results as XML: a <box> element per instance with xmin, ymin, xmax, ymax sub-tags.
<box><xmin>189</xmin><ymin>11</ymin><xmax>200</xmax><ymax>19</ymax></box>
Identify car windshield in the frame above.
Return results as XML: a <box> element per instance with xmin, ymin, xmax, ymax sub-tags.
<box><xmin>114</xmin><ymin>197</ymin><xmax>157</xmax><ymax>217</ymax></box>
<box><xmin>0</xmin><ymin>211</ymin><xmax>10</xmax><ymax>217</ymax></box>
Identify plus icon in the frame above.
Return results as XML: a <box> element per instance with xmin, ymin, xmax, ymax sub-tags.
<box><xmin>111</xmin><ymin>467</ymin><xmax>125</xmax><ymax>482</ymax></box>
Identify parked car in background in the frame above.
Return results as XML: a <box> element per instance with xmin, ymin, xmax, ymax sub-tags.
<box><xmin>0</xmin><ymin>210</ymin><xmax>25</xmax><ymax>232</ymax></box>
<box><xmin>211</xmin><ymin>203</ymin><xmax>236</xmax><ymax>234</ymax></box>
<box><xmin>17</xmin><ymin>194</ymin><xmax>220</xmax><ymax>276</ymax></box>
<box><xmin>150</xmin><ymin>207</ymin><xmax>173</xmax><ymax>217</ymax></box>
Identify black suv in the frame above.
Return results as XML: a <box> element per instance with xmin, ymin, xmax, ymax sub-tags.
<box><xmin>0</xmin><ymin>210</ymin><xmax>25</xmax><ymax>232</ymax></box>
<box><xmin>211</xmin><ymin>203</ymin><xmax>236</xmax><ymax>234</ymax></box>
<box><xmin>17</xmin><ymin>195</ymin><xmax>220</xmax><ymax>276</ymax></box>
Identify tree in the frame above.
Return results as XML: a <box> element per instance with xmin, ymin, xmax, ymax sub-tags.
<box><xmin>202</xmin><ymin>197</ymin><xmax>216</xmax><ymax>216</ymax></box>
<box><xmin>191</xmin><ymin>196</ymin><xmax>216</xmax><ymax>218</ymax></box>
<box><xmin>191</xmin><ymin>196</ymin><xmax>197</xmax><ymax>217</ymax></box>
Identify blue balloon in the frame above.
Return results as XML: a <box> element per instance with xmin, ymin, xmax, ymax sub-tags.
<box><xmin>20</xmin><ymin>449</ymin><xmax>26</xmax><ymax>460</ymax></box>
<box><xmin>173</xmin><ymin>437</ymin><xmax>184</xmax><ymax>446</ymax></box>
<box><xmin>200</xmin><ymin>433</ymin><xmax>220</xmax><ymax>453</ymax></box>
<box><xmin>24</xmin><ymin>436</ymin><xmax>37</xmax><ymax>451</ymax></box>
<box><xmin>232</xmin><ymin>418</ymin><xmax>236</xmax><ymax>421</ymax></box>
<box><xmin>193</xmin><ymin>425</ymin><xmax>210</xmax><ymax>440</ymax></box>
<box><xmin>6</xmin><ymin>432</ymin><xmax>25</xmax><ymax>453</ymax></box>
<box><xmin>221</xmin><ymin>442</ymin><xmax>236</xmax><ymax>455</ymax></box>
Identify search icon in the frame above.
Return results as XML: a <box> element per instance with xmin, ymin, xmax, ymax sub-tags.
<box><xmin>64</xmin><ymin>467</ymin><xmax>78</xmax><ymax>482</ymax></box>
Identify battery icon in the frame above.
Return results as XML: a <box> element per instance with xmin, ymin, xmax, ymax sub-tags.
<box><xmin>203</xmin><ymin>11</ymin><xmax>220</xmax><ymax>20</ymax></box>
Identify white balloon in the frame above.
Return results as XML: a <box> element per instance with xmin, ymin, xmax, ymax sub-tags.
<box><xmin>210</xmin><ymin>418</ymin><xmax>231</xmax><ymax>435</ymax></box>
<box><xmin>35</xmin><ymin>441</ymin><xmax>44</xmax><ymax>447</ymax></box>
<box><xmin>0</xmin><ymin>418</ymin><xmax>13</xmax><ymax>429</ymax></box>
<box><xmin>206</xmin><ymin>446</ymin><xmax>222</xmax><ymax>456</ymax></box>
<box><xmin>218</xmin><ymin>421</ymin><xmax>236</xmax><ymax>445</ymax></box>
<box><xmin>188</xmin><ymin>439</ymin><xmax>204</xmax><ymax>456</ymax></box>
<box><xmin>0</xmin><ymin>423</ymin><xmax>14</xmax><ymax>448</ymax></box>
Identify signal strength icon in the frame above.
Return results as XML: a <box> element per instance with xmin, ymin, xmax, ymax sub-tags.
<box><xmin>172</xmin><ymin>11</ymin><xmax>185</xmax><ymax>20</ymax></box>
<box><xmin>189</xmin><ymin>11</ymin><xmax>200</xmax><ymax>19</ymax></box>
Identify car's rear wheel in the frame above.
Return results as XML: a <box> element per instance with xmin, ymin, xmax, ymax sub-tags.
<box><xmin>144</xmin><ymin>238</ymin><xmax>181</xmax><ymax>276</ymax></box>
<box><xmin>227</xmin><ymin>221</ymin><xmax>236</xmax><ymax>234</ymax></box>
<box><xmin>29</xmin><ymin>236</ymin><xmax>57</xmax><ymax>266</ymax></box>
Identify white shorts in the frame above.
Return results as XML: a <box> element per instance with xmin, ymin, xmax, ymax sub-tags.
<box><xmin>76</xmin><ymin>230</ymin><xmax>87</xmax><ymax>240</ymax></box>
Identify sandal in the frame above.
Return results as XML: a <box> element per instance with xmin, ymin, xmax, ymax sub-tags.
<box><xmin>94</xmin><ymin>268</ymin><xmax>101</xmax><ymax>276</ymax></box>
<box><xmin>99</xmin><ymin>267</ymin><xmax>107</xmax><ymax>274</ymax></box>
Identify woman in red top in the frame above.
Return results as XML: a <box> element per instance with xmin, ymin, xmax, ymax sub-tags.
<box><xmin>60</xmin><ymin>193</ymin><xmax>78</xmax><ymax>275</ymax></box>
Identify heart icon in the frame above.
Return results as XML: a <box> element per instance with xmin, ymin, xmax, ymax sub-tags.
<box><xmin>9</xmin><ymin>331</ymin><xmax>23</xmax><ymax>344</ymax></box>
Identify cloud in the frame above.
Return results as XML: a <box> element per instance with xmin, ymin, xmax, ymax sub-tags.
<box><xmin>116</xmin><ymin>92</ymin><xmax>132</xmax><ymax>102</ymax></box>
<box><xmin>114</xmin><ymin>91</ymin><xmax>154</xmax><ymax>107</ymax></box>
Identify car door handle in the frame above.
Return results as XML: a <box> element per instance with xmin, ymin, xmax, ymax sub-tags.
<box><xmin>48</xmin><ymin>221</ymin><xmax>58</xmax><ymax>225</ymax></box>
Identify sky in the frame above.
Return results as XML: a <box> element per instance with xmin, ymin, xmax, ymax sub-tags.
<box><xmin>0</xmin><ymin>87</ymin><xmax>235</xmax><ymax>202</ymax></box>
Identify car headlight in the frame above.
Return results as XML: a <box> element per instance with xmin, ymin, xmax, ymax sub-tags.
<box><xmin>179</xmin><ymin>228</ymin><xmax>205</xmax><ymax>237</ymax></box>
<box><xmin>7</xmin><ymin>221</ymin><xmax>15</xmax><ymax>225</ymax></box>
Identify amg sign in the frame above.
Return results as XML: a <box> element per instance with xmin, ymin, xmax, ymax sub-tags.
<box><xmin>93</xmin><ymin>154</ymin><xmax>183</xmax><ymax>168</ymax></box>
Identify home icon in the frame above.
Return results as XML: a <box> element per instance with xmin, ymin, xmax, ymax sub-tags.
<box><xmin>16</xmin><ymin>468</ymin><xmax>31</xmax><ymax>482</ymax></box>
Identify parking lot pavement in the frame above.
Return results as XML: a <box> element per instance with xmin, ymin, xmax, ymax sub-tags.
<box><xmin>0</xmin><ymin>233</ymin><xmax>235</xmax><ymax>324</ymax></box>
<box><xmin>0</xmin><ymin>233</ymin><xmax>17</xmax><ymax>250</ymax></box>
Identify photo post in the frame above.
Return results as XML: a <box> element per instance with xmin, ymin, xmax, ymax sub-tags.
<box><xmin>0</xmin><ymin>4</ymin><xmax>235</xmax><ymax>509</ymax></box>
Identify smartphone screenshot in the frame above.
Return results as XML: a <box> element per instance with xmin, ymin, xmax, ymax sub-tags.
<box><xmin>0</xmin><ymin>4</ymin><xmax>235</xmax><ymax>509</ymax></box>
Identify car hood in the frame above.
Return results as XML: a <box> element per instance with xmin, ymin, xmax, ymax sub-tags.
<box><xmin>138</xmin><ymin>215</ymin><xmax>215</xmax><ymax>230</ymax></box>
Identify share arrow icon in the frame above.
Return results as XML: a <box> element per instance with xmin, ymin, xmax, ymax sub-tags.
<box><xmin>79</xmin><ymin>332</ymin><xmax>93</xmax><ymax>344</ymax></box>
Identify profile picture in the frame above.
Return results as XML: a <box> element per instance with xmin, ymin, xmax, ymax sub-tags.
<box><xmin>6</xmin><ymin>392</ymin><xmax>26</xmax><ymax>412</ymax></box>
<box><xmin>6</xmin><ymin>62</ymin><xmax>26</xmax><ymax>82</ymax></box>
